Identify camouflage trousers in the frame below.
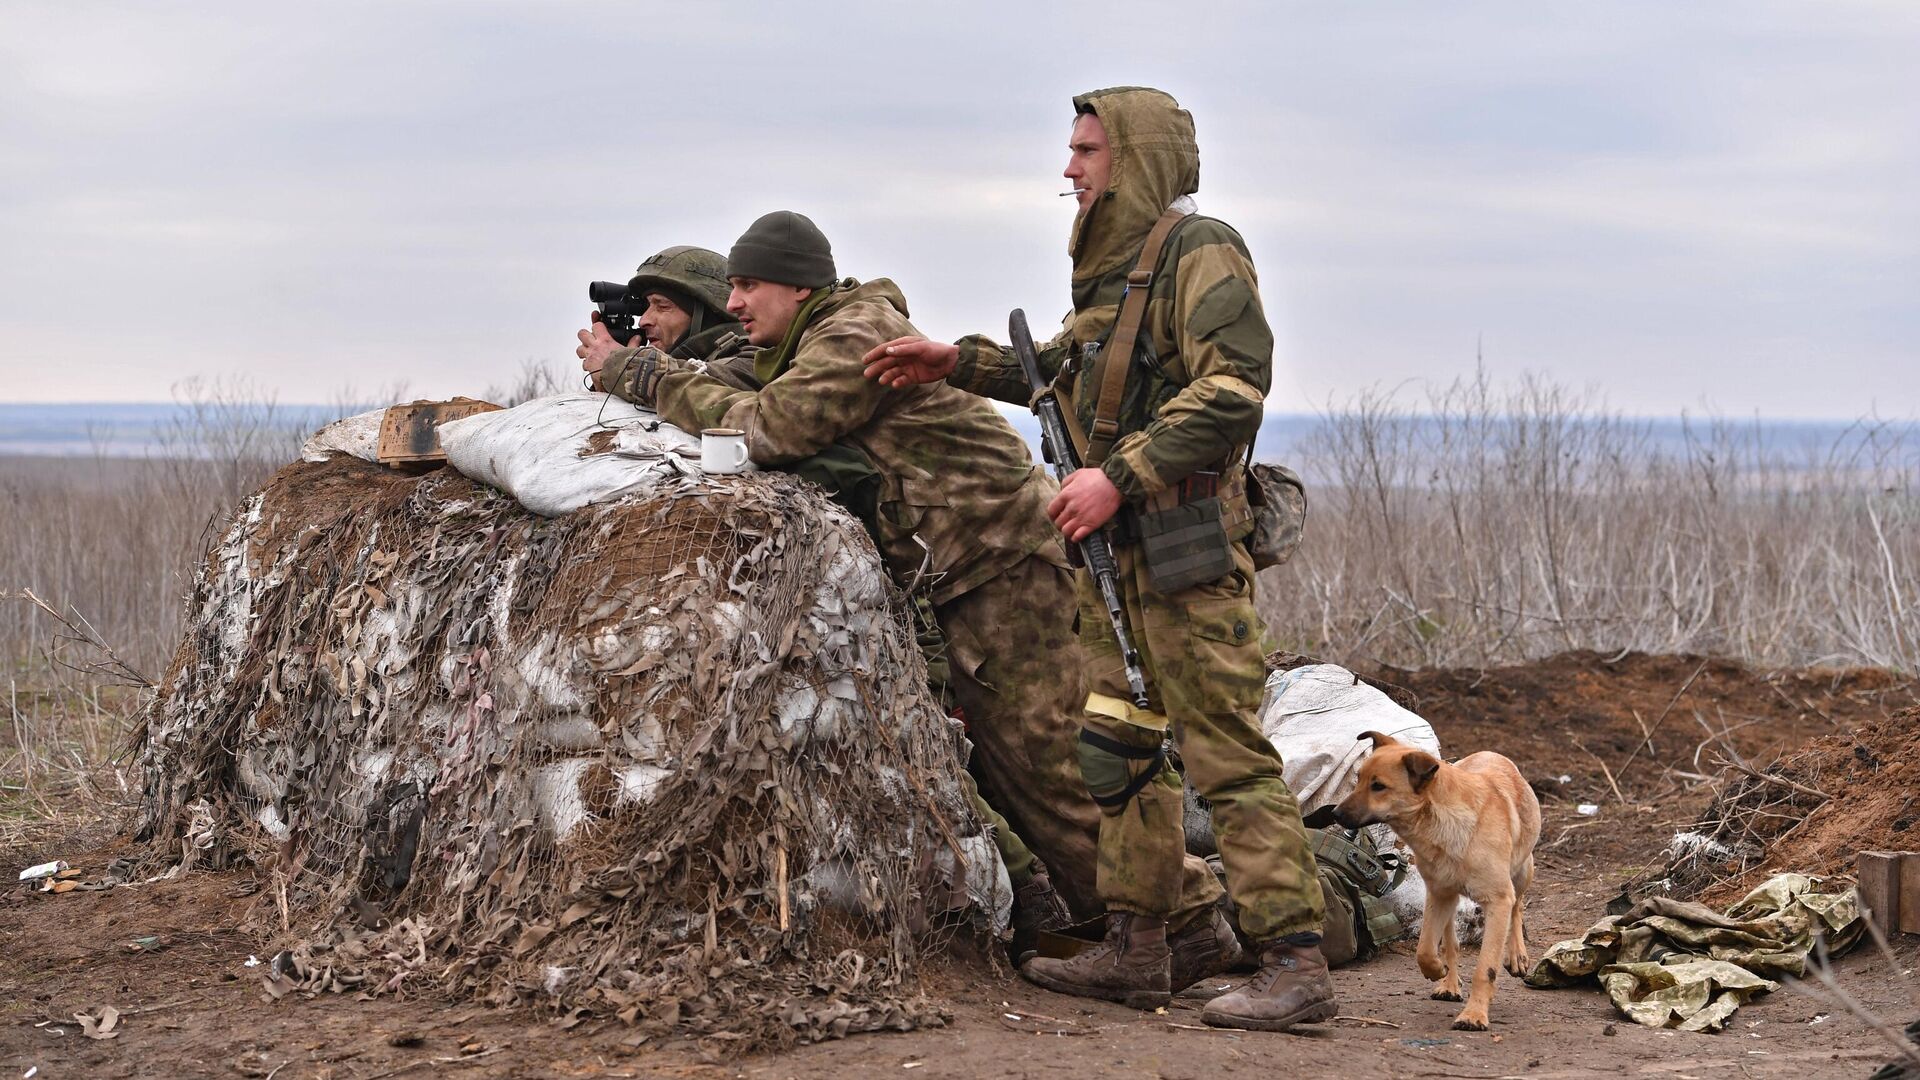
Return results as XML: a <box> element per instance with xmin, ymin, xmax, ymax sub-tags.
<box><xmin>934</xmin><ymin>554</ymin><xmax>1101</xmax><ymax>915</ymax></box>
<box><xmin>1075</xmin><ymin>541</ymin><xmax>1325</xmax><ymax>942</ymax></box>
<box><xmin>935</xmin><ymin>553</ymin><xmax>1222</xmax><ymax>920</ymax></box>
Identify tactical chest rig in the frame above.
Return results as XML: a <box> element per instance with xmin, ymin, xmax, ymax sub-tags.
<box><xmin>1052</xmin><ymin>209</ymin><xmax>1305</xmax><ymax>591</ymax></box>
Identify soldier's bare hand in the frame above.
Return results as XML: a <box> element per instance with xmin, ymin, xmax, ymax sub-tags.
<box><xmin>577</xmin><ymin>312</ymin><xmax>621</xmax><ymax>376</ymax></box>
<box><xmin>1048</xmin><ymin>467</ymin><xmax>1123</xmax><ymax>542</ymax></box>
<box><xmin>862</xmin><ymin>337</ymin><xmax>958</xmax><ymax>387</ymax></box>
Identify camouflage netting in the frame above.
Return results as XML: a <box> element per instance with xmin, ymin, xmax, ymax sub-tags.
<box><xmin>131</xmin><ymin>455</ymin><xmax>1005</xmax><ymax>1047</ymax></box>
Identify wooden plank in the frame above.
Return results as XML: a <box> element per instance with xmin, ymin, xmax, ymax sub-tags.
<box><xmin>1900</xmin><ymin>852</ymin><xmax>1920</xmax><ymax>935</ymax></box>
<box><xmin>1858</xmin><ymin>850</ymin><xmax>1902</xmax><ymax>935</ymax></box>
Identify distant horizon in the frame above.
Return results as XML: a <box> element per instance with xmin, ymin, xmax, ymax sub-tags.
<box><xmin>2</xmin><ymin>398</ymin><xmax>1913</xmax><ymax>425</ymax></box>
<box><xmin>3</xmin><ymin>398</ymin><xmax>1911</xmax><ymax>467</ymax></box>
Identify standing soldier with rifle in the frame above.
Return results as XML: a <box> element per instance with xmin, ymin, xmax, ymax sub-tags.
<box><xmin>863</xmin><ymin>86</ymin><xmax>1334</xmax><ymax>1032</ymax></box>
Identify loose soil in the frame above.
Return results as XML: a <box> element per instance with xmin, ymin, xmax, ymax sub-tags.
<box><xmin>1667</xmin><ymin>704</ymin><xmax>1920</xmax><ymax>907</ymax></box>
<box><xmin>5</xmin><ymin>651</ymin><xmax>1917</xmax><ymax>1079</ymax></box>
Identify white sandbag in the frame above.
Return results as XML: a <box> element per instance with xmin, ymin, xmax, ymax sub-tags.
<box><xmin>1184</xmin><ymin>663</ymin><xmax>1441</xmax><ymax>855</ymax></box>
<box><xmin>1259</xmin><ymin>664</ymin><xmax>1443</xmax><ymax>813</ymax></box>
<box><xmin>439</xmin><ymin>393</ymin><xmax>755</xmax><ymax>517</ymax></box>
<box><xmin>1266</xmin><ymin>664</ymin><xmax>1482</xmax><ymax>941</ymax></box>
<box><xmin>1184</xmin><ymin>662</ymin><xmax>1479</xmax><ymax>943</ymax></box>
<box><xmin>301</xmin><ymin>407</ymin><xmax>385</xmax><ymax>463</ymax></box>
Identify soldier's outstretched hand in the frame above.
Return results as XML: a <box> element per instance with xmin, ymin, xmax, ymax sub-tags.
<box><xmin>863</xmin><ymin>336</ymin><xmax>959</xmax><ymax>387</ymax></box>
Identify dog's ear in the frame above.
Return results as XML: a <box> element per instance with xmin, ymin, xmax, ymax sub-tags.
<box><xmin>1357</xmin><ymin>730</ymin><xmax>1399</xmax><ymax>749</ymax></box>
<box><xmin>1404</xmin><ymin>752</ymin><xmax>1441</xmax><ymax>792</ymax></box>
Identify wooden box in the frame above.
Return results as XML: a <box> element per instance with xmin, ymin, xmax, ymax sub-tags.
<box><xmin>377</xmin><ymin>397</ymin><xmax>503</xmax><ymax>469</ymax></box>
<box><xmin>1857</xmin><ymin>851</ymin><xmax>1920</xmax><ymax>935</ymax></box>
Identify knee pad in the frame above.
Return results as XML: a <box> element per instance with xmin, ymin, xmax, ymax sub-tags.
<box><xmin>1077</xmin><ymin>727</ymin><xmax>1169</xmax><ymax>811</ymax></box>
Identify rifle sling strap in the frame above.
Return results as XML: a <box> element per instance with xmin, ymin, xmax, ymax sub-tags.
<box><xmin>1055</xmin><ymin>387</ymin><xmax>1092</xmax><ymax>466</ymax></box>
<box><xmin>1082</xmin><ymin>208</ymin><xmax>1187</xmax><ymax>466</ymax></box>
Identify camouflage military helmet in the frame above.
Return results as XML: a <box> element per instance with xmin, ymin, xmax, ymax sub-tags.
<box><xmin>627</xmin><ymin>245</ymin><xmax>732</xmax><ymax>319</ymax></box>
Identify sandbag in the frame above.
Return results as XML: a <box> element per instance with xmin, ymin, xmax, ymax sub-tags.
<box><xmin>302</xmin><ymin>394</ymin><xmax>751</xmax><ymax>518</ymax></box>
<box><xmin>436</xmin><ymin>392</ymin><xmax>755</xmax><ymax>517</ymax></box>
<box><xmin>1258</xmin><ymin>663</ymin><xmax>1444</xmax><ymax>811</ymax></box>
<box><xmin>1185</xmin><ymin>663</ymin><xmax>1442</xmax><ymax>854</ymax></box>
<box><xmin>300</xmin><ymin>406</ymin><xmax>384</xmax><ymax>463</ymax></box>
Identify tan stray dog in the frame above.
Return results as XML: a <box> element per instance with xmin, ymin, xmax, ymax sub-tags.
<box><xmin>1331</xmin><ymin>731</ymin><xmax>1541</xmax><ymax>1030</ymax></box>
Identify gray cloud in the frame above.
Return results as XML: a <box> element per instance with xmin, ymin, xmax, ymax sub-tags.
<box><xmin>1</xmin><ymin>0</ymin><xmax>1913</xmax><ymax>418</ymax></box>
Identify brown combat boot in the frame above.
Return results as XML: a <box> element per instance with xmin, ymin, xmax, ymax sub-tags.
<box><xmin>1019</xmin><ymin>912</ymin><xmax>1171</xmax><ymax>1009</ymax></box>
<box><xmin>1199</xmin><ymin>938</ymin><xmax>1337</xmax><ymax>1031</ymax></box>
<box><xmin>1168</xmin><ymin>907</ymin><xmax>1245</xmax><ymax>992</ymax></box>
<box><xmin>1010</xmin><ymin>869</ymin><xmax>1074</xmax><ymax>959</ymax></box>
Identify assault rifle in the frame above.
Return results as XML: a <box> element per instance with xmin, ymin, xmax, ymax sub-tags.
<box><xmin>1009</xmin><ymin>309</ymin><xmax>1151</xmax><ymax>709</ymax></box>
<box><xmin>587</xmin><ymin>280</ymin><xmax>647</xmax><ymax>347</ymax></box>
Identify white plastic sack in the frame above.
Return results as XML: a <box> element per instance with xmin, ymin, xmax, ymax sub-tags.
<box><xmin>1184</xmin><ymin>663</ymin><xmax>1479</xmax><ymax>942</ymax></box>
<box><xmin>1259</xmin><ymin>664</ymin><xmax>1444</xmax><ymax>813</ymax></box>
<box><xmin>300</xmin><ymin>407</ymin><xmax>384</xmax><ymax>463</ymax></box>
<box><xmin>1185</xmin><ymin>663</ymin><xmax>1441</xmax><ymax>854</ymax></box>
<box><xmin>439</xmin><ymin>393</ymin><xmax>755</xmax><ymax>517</ymax></box>
<box><xmin>1184</xmin><ymin>664</ymin><xmax>1442</xmax><ymax>854</ymax></box>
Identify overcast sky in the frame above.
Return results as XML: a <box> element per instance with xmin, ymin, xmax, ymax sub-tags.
<box><xmin>1</xmin><ymin>1</ymin><xmax>1914</xmax><ymax>418</ymax></box>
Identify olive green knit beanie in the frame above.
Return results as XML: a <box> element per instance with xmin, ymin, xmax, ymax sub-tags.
<box><xmin>725</xmin><ymin>210</ymin><xmax>836</xmax><ymax>289</ymax></box>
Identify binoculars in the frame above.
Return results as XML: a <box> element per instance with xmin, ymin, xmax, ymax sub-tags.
<box><xmin>588</xmin><ymin>280</ymin><xmax>645</xmax><ymax>346</ymax></box>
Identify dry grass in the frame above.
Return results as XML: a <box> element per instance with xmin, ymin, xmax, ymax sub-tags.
<box><xmin>3</xmin><ymin>368</ymin><xmax>1915</xmax><ymax>837</ymax></box>
<box><xmin>2</xmin><ymin>379</ymin><xmax>321</xmax><ymax>839</ymax></box>
<box><xmin>1258</xmin><ymin>371</ymin><xmax>1918</xmax><ymax>673</ymax></box>
<box><xmin>0</xmin><ymin>366</ymin><xmax>559</xmax><ymax>672</ymax></box>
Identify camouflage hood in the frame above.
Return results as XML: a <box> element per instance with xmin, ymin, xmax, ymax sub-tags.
<box><xmin>814</xmin><ymin>276</ymin><xmax>909</xmax><ymax>323</ymax></box>
<box><xmin>1068</xmin><ymin>86</ymin><xmax>1200</xmax><ymax>284</ymax></box>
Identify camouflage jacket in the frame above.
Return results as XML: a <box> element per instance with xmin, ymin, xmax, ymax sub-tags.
<box><xmin>608</xmin><ymin>277</ymin><xmax>1064</xmax><ymax>606</ymax></box>
<box><xmin>949</xmin><ymin>87</ymin><xmax>1271</xmax><ymax>504</ymax></box>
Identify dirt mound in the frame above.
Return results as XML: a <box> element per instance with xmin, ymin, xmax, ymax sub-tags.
<box><xmin>1359</xmin><ymin>651</ymin><xmax>1913</xmax><ymax>882</ymax></box>
<box><xmin>1658</xmin><ymin>706</ymin><xmax>1920</xmax><ymax>904</ymax></box>
<box><xmin>1370</xmin><ymin>650</ymin><xmax>1905</xmax><ymax>797</ymax></box>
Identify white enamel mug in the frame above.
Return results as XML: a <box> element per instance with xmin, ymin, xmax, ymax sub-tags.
<box><xmin>700</xmin><ymin>428</ymin><xmax>750</xmax><ymax>474</ymax></box>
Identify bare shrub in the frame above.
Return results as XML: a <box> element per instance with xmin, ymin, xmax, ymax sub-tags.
<box><xmin>486</xmin><ymin>359</ymin><xmax>571</xmax><ymax>406</ymax></box>
<box><xmin>1259</xmin><ymin>369</ymin><xmax>1919</xmax><ymax>673</ymax></box>
<box><xmin>2</xmin><ymin>379</ymin><xmax>313</xmax><ymax>676</ymax></box>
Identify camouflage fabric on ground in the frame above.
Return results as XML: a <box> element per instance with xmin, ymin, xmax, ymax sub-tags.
<box><xmin>1525</xmin><ymin>873</ymin><xmax>1862</xmax><ymax>1032</ymax></box>
<box><xmin>131</xmin><ymin>456</ymin><xmax>1003</xmax><ymax>1050</ymax></box>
